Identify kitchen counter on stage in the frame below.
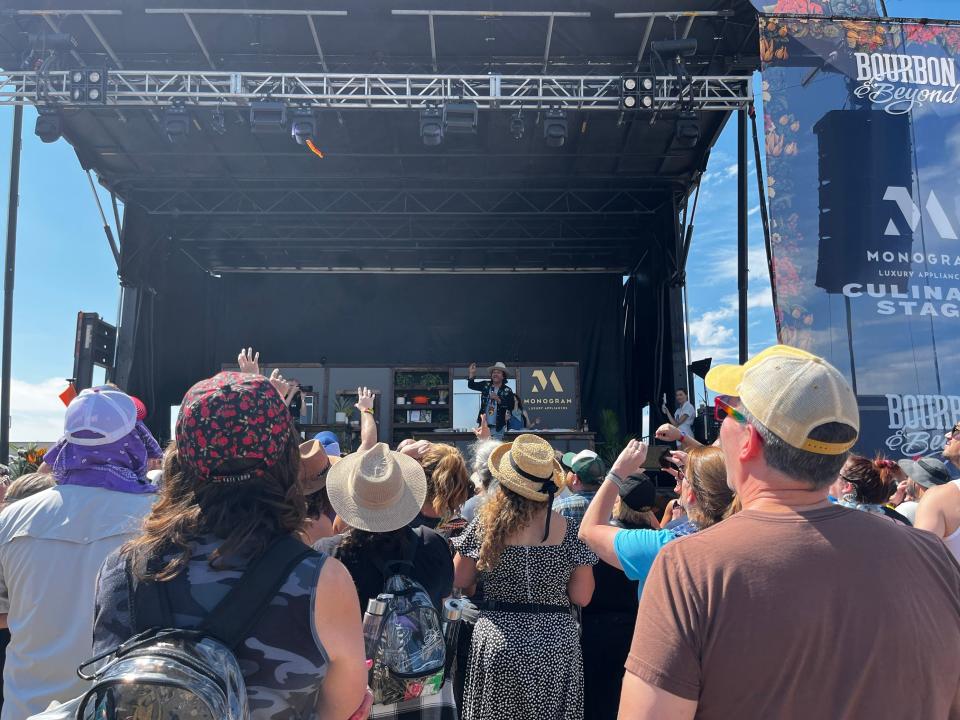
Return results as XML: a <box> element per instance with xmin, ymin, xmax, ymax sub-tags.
<box><xmin>421</xmin><ymin>430</ymin><xmax>595</xmax><ymax>453</ymax></box>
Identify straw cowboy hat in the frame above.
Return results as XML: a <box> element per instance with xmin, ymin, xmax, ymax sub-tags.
<box><xmin>488</xmin><ymin>433</ymin><xmax>565</xmax><ymax>503</ymax></box>
<box><xmin>487</xmin><ymin>361</ymin><xmax>510</xmax><ymax>378</ymax></box>
<box><xmin>299</xmin><ymin>439</ymin><xmax>339</xmax><ymax>496</ymax></box>
<box><xmin>326</xmin><ymin>442</ymin><xmax>427</xmax><ymax>533</ymax></box>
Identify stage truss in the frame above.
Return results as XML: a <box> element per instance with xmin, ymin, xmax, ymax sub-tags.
<box><xmin>0</xmin><ymin>70</ymin><xmax>752</xmax><ymax>112</ymax></box>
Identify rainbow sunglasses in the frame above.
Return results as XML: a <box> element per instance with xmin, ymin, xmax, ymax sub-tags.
<box><xmin>714</xmin><ymin>396</ymin><xmax>747</xmax><ymax>425</ymax></box>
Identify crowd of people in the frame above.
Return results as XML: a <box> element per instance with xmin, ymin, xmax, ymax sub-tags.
<box><xmin>0</xmin><ymin>344</ymin><xmax>956</xmax><ymax>719</ymax></box>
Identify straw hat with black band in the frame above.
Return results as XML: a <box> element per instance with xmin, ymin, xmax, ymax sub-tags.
<box><xmin>488</xmin><ymin>433</ymin><xmax>566</xmax><ymax>541</ymax></box>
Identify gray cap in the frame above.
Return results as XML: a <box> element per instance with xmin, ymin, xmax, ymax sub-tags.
<box><xmin>897</xmin><ymin>457</ymin><xmax>951</xmax><ymax>489</ymax></box>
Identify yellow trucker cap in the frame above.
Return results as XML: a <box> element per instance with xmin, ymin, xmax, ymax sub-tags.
<box><xmin>705</xmin><ymin>344</ymin><xmax>859</xmax><ymax>455</ymax></box>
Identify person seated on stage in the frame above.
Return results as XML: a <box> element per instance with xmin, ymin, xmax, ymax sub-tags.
<box><xmin>661</xmin><ymin>389</ymin><xmax>696</xmax><ymax>445</ymax></box>
<box><xmin>468</xmin><ymin>362</ymin><xmax>517</xmax><ymax>440</ymax></box>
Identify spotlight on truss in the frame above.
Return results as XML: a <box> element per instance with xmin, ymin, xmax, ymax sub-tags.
<box><xmin>34</xmin><ymin>111</ymin><xmax>62</xmax><ymax>143</ymax></box>
<box><xmin>249</xmin><ymin>100</ymin><xmax>287</xmax><ymax>133</ymax></box>
<box><xmin>543</xmin><ymin>107</ymin><xmax>567</xmax><ymax>148</ymax></box>
<box><xmin>510</xmin><ymin>113</ymin><xmax>525</xmax><ymax>140</ymax></box>
<box><xmin>675</xmin><ymin>109</ymin><xmax>700</xmax><ymax>148</ymax></box>
<box><xmin>290</xmin><ymin>107</ymin><xmax>317</xmax><ymax>145</ymax></box>
<box><xmin>163</xmin><ymin>101</ymin><xmax>190</xmax><ymax>141</ymax></box>
<box><xmin>443</xmin><ymin>101</ymin><xmax>479</xmax><ymax>135</ymax></box>
<box><xmin>420</xmin><ymin>105</ymin><xmax>444</xmax><ymax>146</ymax></box>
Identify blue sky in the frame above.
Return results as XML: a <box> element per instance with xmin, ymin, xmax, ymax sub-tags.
<box><xmin>0</xmin><ymin>0</ymin><xmax>954</xmax><ymax>439</ymax></box>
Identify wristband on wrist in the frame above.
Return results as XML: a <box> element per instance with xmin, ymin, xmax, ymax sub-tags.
<box><xmin>606</xmin><ymin>471</ymin><xmax>627</xmax><ymax>490</ymax></box>
<box><xmin>361</xmin><ymin>408</ymin><xmax>375</xmax><ymax>416</ymax></box>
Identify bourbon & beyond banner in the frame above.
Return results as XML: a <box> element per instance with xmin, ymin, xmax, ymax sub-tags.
<box><xmin>760</xmin><ymin>17</ymin><xmax>960</xmax><ymax>462</ymax></box>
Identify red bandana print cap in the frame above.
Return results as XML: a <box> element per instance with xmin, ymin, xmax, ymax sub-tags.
<box><xmin>175</xmin><ymin>371</ymin><xmax>292</xmax><ymax>480</ymax></box>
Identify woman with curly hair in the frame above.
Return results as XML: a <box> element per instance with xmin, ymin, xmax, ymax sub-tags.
<box><xmin>92</xmin><ymin>372</ymin><xmax>370</xmax><ymax>720</ymax></box>
<box><xmin>452</xmin><ymin>434</ymin><xmax>597</xmax><ymax>720</ymax></box>
<box><xmin>403</xmin><ymin>441</ymin><xmax>473</xmax><ymax>536</ymax></box>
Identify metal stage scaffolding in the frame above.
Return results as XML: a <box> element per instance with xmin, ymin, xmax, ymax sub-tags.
<box><xmin>0</xmin><ymin>1</ymin><xmax>762</xmax><ymax>448</ymax></box>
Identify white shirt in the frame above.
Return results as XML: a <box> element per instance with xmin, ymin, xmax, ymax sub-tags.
<box><xmin>0</xmin><ymin>485</ymin><xmax>155</xmax><ymax>719</ymax></box>
<box><xmin>895</xmin><ymin>500</ymin><xmax>918</xmax><ymax>525</ymax></box>
<box><xmin>675</xmin><ymin>401</ymin><xmax>696</xmax><ymax>438</ymax></box>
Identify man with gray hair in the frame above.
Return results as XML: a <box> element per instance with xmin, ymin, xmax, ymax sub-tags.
<box><xmin>618</xmin><ymin>345</ymin><xmax>960</xmax><ymax>719</ymax></box>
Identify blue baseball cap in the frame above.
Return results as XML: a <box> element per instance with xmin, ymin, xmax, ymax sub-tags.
<box><xmin>313</xmin><ymin>430</ymin><xmax>342</xmax><ymax>457</ymax></box>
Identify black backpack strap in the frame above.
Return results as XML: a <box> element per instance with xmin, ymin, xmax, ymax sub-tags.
<box><xmin>128</xmin><ymin>554</ymin><xmax>174</xmax><ymax>633</ymax></box>
<box><xmin>201</xmin><ymin>534</ymin><xmax>317</xmax><ymax>651</ymax></box>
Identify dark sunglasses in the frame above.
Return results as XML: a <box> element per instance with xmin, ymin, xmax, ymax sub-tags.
<box><xmin>948</xmin><ymin>423</ymin><xmax>960</xmax><ymax>438</ymax></box>
<box><xmin>714</xmin><ymin>396</ymin><xmax>747</xmax><ymax>424</ymax></box>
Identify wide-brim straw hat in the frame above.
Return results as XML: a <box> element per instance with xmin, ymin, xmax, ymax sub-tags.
<box><xmin>299</xmin><ymin>439</ymin><xmax>338</xmax><ymax>495</ymax></box>
<box><xmin>488</xmin><ymin>433</ymin><xmax>565</xmax><ymax>502</ymax></box>
<box><xmin>487</xmin><ymin>361</ymin><xmax>510</xmax><ymax>378</ymax></box>
<box><xmin>327</xmin><ymin>442</ymin><xmax>427</xmax><ymax>532</ymax></box>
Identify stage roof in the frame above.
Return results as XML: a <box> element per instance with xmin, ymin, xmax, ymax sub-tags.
<box><xmin>0</xmin><ymin>1</ymin><xmax>761</xmax><ymax>273</ymax></box>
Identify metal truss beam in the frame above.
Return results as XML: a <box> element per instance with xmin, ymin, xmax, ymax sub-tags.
<box><xmin>129</xmin><ymin>187</ymin><xmax>662</xmax><ymax>216</ymax></box>
<box><xmin>0</xmin><ymin>70</ymin><xmax>752</xmax><ymax>111</ymax></box>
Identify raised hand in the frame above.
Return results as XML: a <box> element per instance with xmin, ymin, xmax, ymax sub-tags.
<box><xmin>355</xmin><ymin>386</ymin><xmax>375</xmax><ymax>412</ymax></box>
<box><xmin>269</xmin><ymin>368</ymin><xmax>292</xmax><ymax>399</ymax></box>
<box><xmin>468</xmin><ymin>362</ymin><xmax>477</xmax><ymax>379</ymax></box>
<box><xmin>473</xmin><ymin>413</ymin><xmax>491</xmax><ymax>440</ymax></box>
<box><xmin>398</xmin><ymin>438</ymin><xmax>431</xmax><ymax>459</ymax></box>
<box><xmin>611</xmin><ymin>438</ymin><xmax>648</xmax><ymax>478</ymax></box>
<box><xmin>655</xmin><ymin>423</ymin><xmax>681</xmax><ymax>442</ymax></box>
<box><xmin>238</xmin><ymin>347</ymin><xmax>260</xmax><ymax>375</ymax></box>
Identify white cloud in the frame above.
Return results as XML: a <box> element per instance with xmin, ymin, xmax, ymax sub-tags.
<box><xmin>704</xmin><ymin>246</ymin><xmax>771</xmax><ymax>284</ymax></box>
<box><xmin>9</xmin><ymin>377</ymin><xmax>68</xmax><ymax>444</ymax></box>
<box><xmin>748</xmin><ymin>205</ymin><xmax>760</xmax><ymax>216</ymax></box>
<box><xmin>687</xmin><ymin>288</ymin><xmax>775</xmax><ymax>362</ymax></box>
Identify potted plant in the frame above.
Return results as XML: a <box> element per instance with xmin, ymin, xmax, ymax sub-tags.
<box><xmin>334</xmin><ymin>395</ymin><xmax>354</xmax><ymax>424</ymax></box>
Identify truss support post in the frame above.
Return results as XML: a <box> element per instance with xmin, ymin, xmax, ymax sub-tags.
<box><xmin>737</xmin><ymin>106</ymin><xmax>749</xmax><ymax>364</ymax></box>
<box><xmin>1</xmin><ymin>105</ymin><xmax>23</xmax><ymax>462</ymax></box>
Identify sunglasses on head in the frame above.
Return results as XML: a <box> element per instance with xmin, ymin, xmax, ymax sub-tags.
<box><xmin>714</xmin><ymin>396</ymin><xmax>747</xmax><ymax>425</ymax></box>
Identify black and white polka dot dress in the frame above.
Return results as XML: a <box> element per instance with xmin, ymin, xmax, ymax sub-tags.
<box><xmin>452</xmin><ymin>517</ymin><xmax>598</xmax><ymax>720</ymax></box>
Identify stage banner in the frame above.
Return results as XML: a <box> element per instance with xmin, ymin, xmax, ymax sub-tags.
<box><xmin>750</xmin><ymin>0</ymin><xmax>878</xmax><ymax>17</ymax></box>
<box><xmin>761</xmin><ymin>17</ymin><xmax>960</xmax><ymax>462</ymax></box>
<box><xmin>517</xmin><ymin>365</ymin><xmax>579</xmax><ymax>430</ymax></box>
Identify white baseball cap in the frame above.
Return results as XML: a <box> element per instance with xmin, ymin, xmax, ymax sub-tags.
<box><xmin>705</xmin><ymin>344</ymin><xmax>859</xmax><ymax>455</ymax></box>
<box><xmin>64</xmin><ymin>387</ymin><xmax>137</xmax><ymax>446</ymax></box>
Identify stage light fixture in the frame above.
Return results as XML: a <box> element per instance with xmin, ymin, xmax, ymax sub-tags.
<box><xmin>34</xmin><ymin>111</ymin><xmax>62</xmax><ymax>143</ymax></box>
<box><xmin>443</xmin><ymin>100</ymin><xmax>479</xmax><ymax>135</ymax></box>
<box><xmin>68</xmin><ymin>67</ymin><xmax>108</xmax><ymax>105</ymax></box>
<box><xmin>675</xmin><ymin>109</ymin><xmax>700</xmax><ymax>148</ymax></box>
<box><xmin>210</xmin><ymin>106</ymin><xmax>226</xmax><ymax>135</ymax></box>
<box><xmin>420</xmin><ymin>105</ymin><xmax>444</xmax><ymax>146</ymax></box>
<box><xmin>621</xmin><ymin>74</ymin><xmax>656</xmax><ymax>111</ymax></box>
<box><xmin>650</xmin><ymin>39</ymin><xmax>698</xmax><ymax>58</ymax></box>
<box><xmin>290</xmin><ymin>107</ymin><xmax>317</xmax><ymax>145</ymax></box>
<box><xmin>510</xmin><ymin>113</ymin><xmax>525</xmax><ymax>140</ymax></box>
<box><xmin>163</xmin><ymin>102</ymin><xmax>190</xmax><ymax>141</ymax></box>
<box><xmin>543</xmin><ymin>107</ymin><xmax>567</xmax><ymax>148</ymax></box>
<box><xmin>249</xmin><ymin>100</ymin><xmax>288</xmax><ymax>133</ymax></box>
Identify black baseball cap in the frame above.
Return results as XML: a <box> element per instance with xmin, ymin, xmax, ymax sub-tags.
<box><xmin>619</xmin><ymin>474</ymin><xmax>656</xmax><ymax>512</ymax></box>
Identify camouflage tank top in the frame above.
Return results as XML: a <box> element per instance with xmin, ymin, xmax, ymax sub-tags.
<box><xmin>93</xmin><ymin>535</ymin><xmax>329</xmax><ymax>719</ymax></box>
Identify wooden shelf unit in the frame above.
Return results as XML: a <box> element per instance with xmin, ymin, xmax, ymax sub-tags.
<box><xmin>392</xmin><ymin>367</ymin><xmax>451</xmax><ymax>444</ymax></box>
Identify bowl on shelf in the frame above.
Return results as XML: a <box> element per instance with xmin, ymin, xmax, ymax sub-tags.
<box><xmin>412</xmin><ymin>395</ymin><xmax>430</xmax><ymax>405</ymax></box>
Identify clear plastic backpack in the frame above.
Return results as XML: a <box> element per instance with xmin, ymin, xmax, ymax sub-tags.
<box><xmin>367</xmin><ymin>532</ymin><xmax>446</xmax><ymax>705</ymax></box>
<box><xmin>29</xmin><ymin>536</ymin><xmax>315</xmax><ymax>720</ymax></box>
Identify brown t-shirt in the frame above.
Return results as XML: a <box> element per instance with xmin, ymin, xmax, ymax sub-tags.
<box><xmin>626</xmin><ymin>505</ymin><xmax>960</xmax><ymax>719</ymax></box>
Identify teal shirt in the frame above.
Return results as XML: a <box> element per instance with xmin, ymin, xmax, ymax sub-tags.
<box><xmin>613</xmin><ymin>528</ymin><xmax>676</xmax><ymax>596</ymax></box>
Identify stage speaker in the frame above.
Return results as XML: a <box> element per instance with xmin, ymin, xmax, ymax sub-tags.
<box><xmin>813</xmin><ymin>110</ymin><xmax>913</xmax><ymax>294</ymax></box>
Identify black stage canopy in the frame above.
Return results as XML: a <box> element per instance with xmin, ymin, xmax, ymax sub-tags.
<box><xmin>0</xmin><ymin>1</ymin><xmax>761</xmax><ymax>440</ymax></box>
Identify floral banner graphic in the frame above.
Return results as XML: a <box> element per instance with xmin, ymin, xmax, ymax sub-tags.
<box><xmin>751</xmin><ymin>0</ymin><xmax>878</xmax><ymax>17</ymax></box>
<box><xmin>761</xmin><ymin>17</ymin><xmax>960</xmax><ymax>462</ymax></box>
